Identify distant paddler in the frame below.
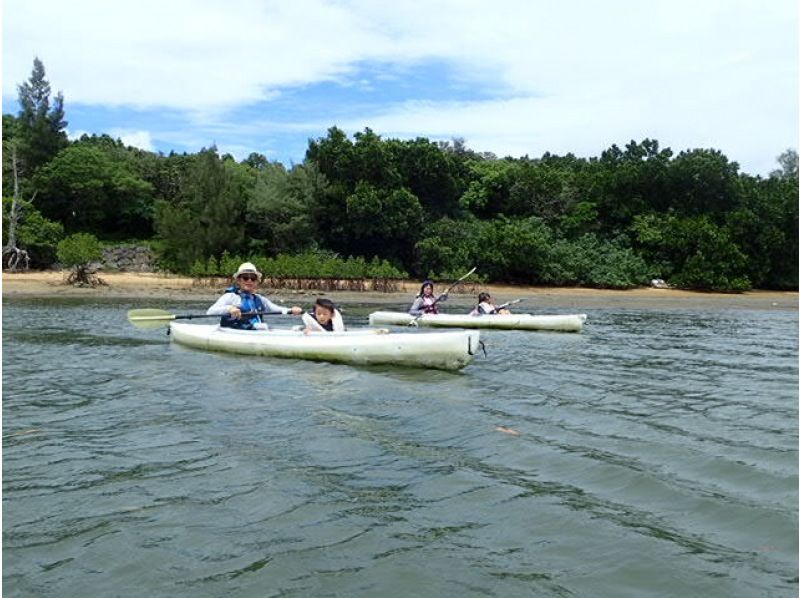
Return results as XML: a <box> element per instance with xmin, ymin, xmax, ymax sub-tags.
<box><xmin>409</xmin><ymin>279</ymin><xmax>448</xmax><ymax>316</ymax></box>
<box><xmin>470</xmin><ymin>292</ymin><xmax>513</xmax><ymax>316</ymax></box>
<box><xmin>407</xmin><ymin>267</ymin><xmax>477</xmax><ymax>327</ymax></box>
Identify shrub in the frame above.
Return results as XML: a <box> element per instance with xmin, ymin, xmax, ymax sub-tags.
<box><xmin>57</xmin><ymin>233</ymin><xmax>105</xmax><ymax>286</ymax></box>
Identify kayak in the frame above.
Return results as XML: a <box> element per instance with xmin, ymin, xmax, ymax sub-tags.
<box><xmin>169</xmin><ymin>323</ymin><xmax>481</xmax><ymax>370</ymax></box>
<box><xmin>368</xmin><ymin>311</ymin><xmax>588</xmax><ymax>332</ymax></box>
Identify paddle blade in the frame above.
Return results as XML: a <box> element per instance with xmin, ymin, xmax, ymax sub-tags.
<box><xmin>127</xmin><ymin>308</ymin><xmax>176</xmax><ymax>329</ymax></box>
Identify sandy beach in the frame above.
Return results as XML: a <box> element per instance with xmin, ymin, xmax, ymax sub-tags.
<box><xmin>2</xmin><ymin>271</ymin><xmax>797</xmax><ymax>311</ymax></box>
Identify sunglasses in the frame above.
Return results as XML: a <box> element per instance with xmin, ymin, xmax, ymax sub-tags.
<box><xmin>238</xmin><ymin>274</ymin><xmax>258</xmax><ymax>282</ymax></box>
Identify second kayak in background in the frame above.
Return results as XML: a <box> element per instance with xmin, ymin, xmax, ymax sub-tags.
<box><xmin>369</xmin><ymin>311</ymin><xmax>587</xmax><ymax>332</ymax></box>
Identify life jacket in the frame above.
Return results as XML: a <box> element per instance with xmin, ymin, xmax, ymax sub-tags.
<box><xmin>419</xmin><ymin>295</ymin><xmax>439</xmax><ymax>314</ymax></box>
<box><xmin>302</xmin><ymin>309</ymin><xmax>345</xmax><ymax>332</ymax></box>
<box><xmin>471</xmin><ymin>301</ymin><xmax>496</xmax><ymax>316</ymax></box>
<box><xmin>220</xmin><ymin>286</ymin><xmax>266</xmax><ymax>330</ymax></box>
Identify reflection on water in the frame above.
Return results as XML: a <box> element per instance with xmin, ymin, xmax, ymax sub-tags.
<box><xmin>3</xmin><ymin>298</ymin><xmax>798</xmax><ymax>597</ymax></box>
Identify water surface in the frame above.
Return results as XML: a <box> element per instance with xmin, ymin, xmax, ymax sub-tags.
<box><xmin>3</xmin><ymin>298</ymin><xmax>798</xmax><ymax>597</ymax></box>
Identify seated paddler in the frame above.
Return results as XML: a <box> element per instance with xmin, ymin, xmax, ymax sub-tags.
<box><xmin>469</xmin><ymin>292</ymin><xmax>511</xmax><ymax>316</ymax></box>
<box><xmin>302</xmin><ymin>298</ymin><xmax>345</xmax><ymax>333</ymax></box>
<box><xmin>207</xmin><ymin>262</ymin><xmax>303</xmax><ymax>330</ymax></box>
<box><xmin>408</xmin><ymin>279</ymin><xmax>448</xmax><ymax>316</ymax></box>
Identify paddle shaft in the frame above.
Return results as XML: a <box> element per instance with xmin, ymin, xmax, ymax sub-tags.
<box><xmin>146</xmin><ymin>311</ymin><xmax>284</xmax><ymax>322</ymax></box>
<box><xmin>176</xmin><ymin>310</ymin><xmax>283</xmax><ymax>321</ymax></box>
<box><xmin>496</xmin><ymin>298</ymin><xmax>523</xmax><ymax>311</ymax></box>
<box><xmin>127</xmin><ymin>308</ymin><xmax>288</xmax><ymax>328</ymax></box>
<box><xmin>437</xmin><ymin>267</ymin><xmax>478</xmax><ymax>303</ymax></box>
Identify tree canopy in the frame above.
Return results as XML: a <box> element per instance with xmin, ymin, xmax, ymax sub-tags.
<box><xmin>14</xmin><ymin>57</ymin><xmax>68</xmax><ymax>176</ymax></box>
<box><xmin>3</xmin><ymin>59</ymin><xmax>797</xmax><ymax>292</ymax></box>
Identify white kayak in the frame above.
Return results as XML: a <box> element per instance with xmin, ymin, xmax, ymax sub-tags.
<box><xmin>368</xmin><ymin>311</ymin><xmax>588</xmax><ymax>332</ymax></box>
<box><xmin>169</xmin><ymin>323</ymin><xmax>481</xmax><ymax>370</ymax></box>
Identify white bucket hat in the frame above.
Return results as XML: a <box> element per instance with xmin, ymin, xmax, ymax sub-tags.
<box><xmin>233</xmin><ymin>262</ymin><xmax>262</xmax><ymax>279</ymax></box>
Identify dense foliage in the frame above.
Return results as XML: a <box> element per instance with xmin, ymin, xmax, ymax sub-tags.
<box><xmin>4</xmin><ymin>60</ymin><xmax>798</xmax><ymax>292</ymax></box>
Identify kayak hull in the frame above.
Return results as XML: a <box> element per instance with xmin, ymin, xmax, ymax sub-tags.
<box><xmin>368</xmin><ymin>311</ymin><xmax>587</xmax><ymax>332</ymax></box>
<box><xmin>169</xmin><ymin>323</ymin><xmax>480</xmax><ymax>370</ymax></box>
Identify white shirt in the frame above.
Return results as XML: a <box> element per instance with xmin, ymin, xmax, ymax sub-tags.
<box><xmin>470</xmin><ymin>301</ymin><xmax>497</xmax><ymax>316</ymax></box>
<box><xmin>206</xmin><ymin>292</ymin><xmax>291</xmax><ymax>316</ymax></box>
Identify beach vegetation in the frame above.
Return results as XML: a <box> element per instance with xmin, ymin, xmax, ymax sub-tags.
<box><xmin>5</xmin><ymin>60</ymin><xmax>797</xmax><ymax>292</ymax></box>
<box><xmin>56</xmin><ymin>232</ymin><xmax>105</xmax><ymax>286</ymax></box>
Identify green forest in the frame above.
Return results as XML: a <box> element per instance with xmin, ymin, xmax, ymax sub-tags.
<box><xmin>3</xmin><ymin>59</ymin><xmax>798</xmax><ymax>291</ymax></box>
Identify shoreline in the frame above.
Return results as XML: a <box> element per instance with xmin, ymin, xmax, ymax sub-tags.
<box><xmin>2</xmin><ymin>271</ymin><xmax>797</xmax><ymax>311</ymax></box>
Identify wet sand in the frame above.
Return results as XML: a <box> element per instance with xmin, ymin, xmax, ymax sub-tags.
<box><xmin>3</xmin><ymin>271</ymin><xmax>797</xmax><ymax>311</ymax></box>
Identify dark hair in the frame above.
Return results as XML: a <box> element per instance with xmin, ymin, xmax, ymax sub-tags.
<box><xmin>418</xmin><ymin>280</ymin><xmax>434</xmax><ymax>296</ymax></box>
<box><xmin>478</xmin><ymin>292</ymin><xmax>490</xmax><ymax>303</ymax></box>
<box><xmin>314</xmin><ymin>297</ymin><xmax>336</xmax><ymax>313</ymax></box>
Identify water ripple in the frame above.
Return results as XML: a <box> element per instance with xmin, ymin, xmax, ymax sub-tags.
<box><xmin>3</xmin><ymin>300</ymin><xmax>797</xmax><ymax>597</ymax></box>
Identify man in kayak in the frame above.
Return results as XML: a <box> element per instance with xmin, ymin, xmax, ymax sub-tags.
<box><xmin>302</xmin><ymin>298</ymin><xmax>345</xmax><ymax>332</ymax></box>
<box><xmin>470</xmin><ymin>292</ymin><xmax>511</xmax><ymax>315</ymax></box>
<box><xmin>207</xmin><ymin>262</ymin><xmax>303</xmax><ymax>330</ymax></box>
<box><xmin>409</xmin><ymin>280</ymin><xmax>448</xmax><ymax>316</ymax></box>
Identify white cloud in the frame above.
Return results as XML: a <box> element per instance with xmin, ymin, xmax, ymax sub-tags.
<box><xmin>6</xmin><ymin>0</ymin><xmax>795</xmax><ymax>109</ymax></box>
<box><xmin>3</xmin><ymin>0</ymin><xmax>389</xmax><ymax>108</ymax></box>
<box><xmin>67</xmin><ymin>127</ymin><xmax>155</xmax><ymax>151</ymax></box>
<box><xmin>4</xmin><ymin>0</ymin><xmax>796</xmax><ymax>174</ymax></box>
<box><xmin>111</xmin><ymin>129</ymin><xmax>155</xmax><ymax>152</ymax></box>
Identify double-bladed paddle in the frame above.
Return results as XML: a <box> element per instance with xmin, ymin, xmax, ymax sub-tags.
<box><xmin>127</xmin><ymin>308</ymin><xmax>285</xmax><ymax>329</ymax></box>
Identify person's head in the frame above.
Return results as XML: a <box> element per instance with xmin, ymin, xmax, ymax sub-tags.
<box><xmin>234</xmin><ymin>262</ymin><xmax>261</xmax><ymax>290</ymax></box>
<box><xmin>420</xmin><ymin>280</ymin><xmax>434</xmax><ymax>296</ymax></box>
<box><xmin>314</xmin><ymin>298</ymin><xmax>337</xmax><ymax>325</ymax></box>
<box><xmin>478</xmin><ymin>292</ymin><xmax>491</xmax><ymax>304</ymax></box>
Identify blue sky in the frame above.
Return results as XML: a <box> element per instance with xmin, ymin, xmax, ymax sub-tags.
<box><xmin>3</xmin><ymin>0</ymin><xmax>797</xmax><ymax>175</ymax></box>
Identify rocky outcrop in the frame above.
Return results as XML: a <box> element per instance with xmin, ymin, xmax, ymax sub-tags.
<box><xmin>101</xmin><ymin>246</ymin><xmax>156</xmax><ymax>272</ymax></box>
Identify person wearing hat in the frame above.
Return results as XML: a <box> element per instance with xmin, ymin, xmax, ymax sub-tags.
<box><xmin>408</xmin><ymin>279</ymin><xmax>448</xmax><ymax>316</ymax></box>
<box><xmin>206</xmin><ymin>262</ymin><xmax>303</xmax><ymax>330</ymax></box>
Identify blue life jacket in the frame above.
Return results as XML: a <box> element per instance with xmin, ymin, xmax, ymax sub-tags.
<box><xmin>220</xmin><ymin>286</ymin><xmax>266</xmax><ymax>330</ymax></box>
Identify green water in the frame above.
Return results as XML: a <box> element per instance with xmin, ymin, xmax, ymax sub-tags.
<box><xmin>3</xmin><ymin>298</ymin><xmax>798</xmax><ymax>597</ymax></box>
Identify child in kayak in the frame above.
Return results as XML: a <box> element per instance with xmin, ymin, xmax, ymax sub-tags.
<box><xmin>207</xmin><ymin>262</ymin><xmax>303</xmax><ymax>330</ymax></box>
<box><xmin>470</xmin><ymin>292</ymin><xmax>511</xmax><ymax>316</ymax></box>
<box><xmin>409</xmin><ymin>280</ymin><xmax>448</xmax><ymax>316</ymax></box>
<box><xmin>303</xmin><ymin>298</ymin><xmax>345</xmax><ymax>332</ymax></box>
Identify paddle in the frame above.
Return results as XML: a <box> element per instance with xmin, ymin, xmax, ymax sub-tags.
<box><xmin>496</xmin><ymin>298</ymin><xmax>523</xmax><ymax>311</ymax></box>
<box><xmin>408</xmin><ymin>267</ymin><xmax>477</xmax><ymax>326</ymax></box>
<box><xmin>127</xmin><ymin>308</ymin><xmax>285</xmax><ymax>329</ymax></box>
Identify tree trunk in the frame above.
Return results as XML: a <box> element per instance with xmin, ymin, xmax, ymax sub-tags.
<box><xmin>4</xmin><ymin>144</ymin><xmax>20</xmax><ymax>252</ymax></box>
<box><xmin>3</xmin><ymin>144</ymin><xmax>30</xmax><ymax>272</ymax></box>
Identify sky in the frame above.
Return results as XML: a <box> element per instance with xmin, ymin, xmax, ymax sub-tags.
<box><xmin>3</xmin><ymin>0</ymin><xmax>797</xmax><ymax>175</ymax></box>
